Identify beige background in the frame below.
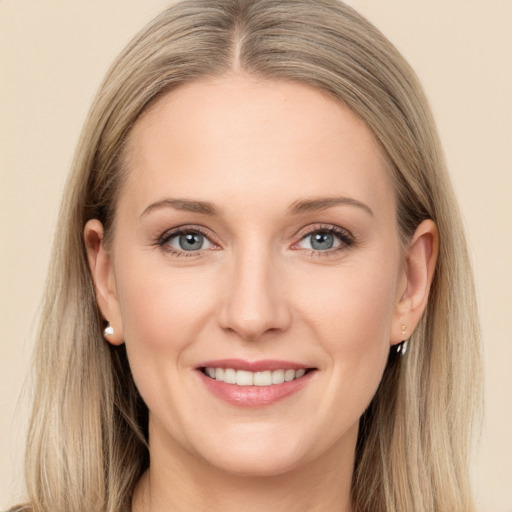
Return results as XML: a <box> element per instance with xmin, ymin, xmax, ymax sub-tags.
<box><xmin>1</xmin><ymin>1</ymin><xmax>511</xmax><ymax>510</ymax></box>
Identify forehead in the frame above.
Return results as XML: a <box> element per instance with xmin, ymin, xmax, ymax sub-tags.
<box><xmin>120</xmin><ymin>74</ymin><xmax>394</xmax><ymax>217</ymax></box>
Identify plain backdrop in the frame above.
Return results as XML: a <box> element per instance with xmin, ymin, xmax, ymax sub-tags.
<box><xmin>1</xmin><ymin>1</ymin><xmax>511</xmax><ymax>510</ymax></box>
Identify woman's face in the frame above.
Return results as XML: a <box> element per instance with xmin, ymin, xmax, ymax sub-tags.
<box><xmin>89</xmin><ymin>75</ymin><xmax>416</xmax><ymax>476</ymax></box>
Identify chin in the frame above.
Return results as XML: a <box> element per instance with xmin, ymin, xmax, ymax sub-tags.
<box><xmin>186</xmin><ymin>422</ymin><xmax>331</xmax><ymax>478</ymax></box>
<box><xmin>205</xmin><ymin>444</ymin><xmax>307</xmax><ymax>478</ymax></box>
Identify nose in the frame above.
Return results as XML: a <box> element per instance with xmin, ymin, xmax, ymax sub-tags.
<box><xmin>217</xmin><ymin>247</ymin><xmax>292</xmax><ymax>341</ymax></box>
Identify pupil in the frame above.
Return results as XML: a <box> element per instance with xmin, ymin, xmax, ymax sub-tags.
<box><xmin>179</xmin><ymin>233</ymin><xmax>203</xmax><ymax>251</ymax></box>
<box><xmin>311</xmin><ymin>232</ymin><xmax>333</xmax><ymax>250</ymax></box>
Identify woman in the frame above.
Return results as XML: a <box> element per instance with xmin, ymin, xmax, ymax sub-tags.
<box><xmin>9</xmin><ymin>0</ymin><xmax>482</xmax><ymax>511</ymax></box>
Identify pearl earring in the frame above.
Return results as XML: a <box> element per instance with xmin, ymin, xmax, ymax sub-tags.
<box><xmin>104</xmin><ymin>323</ymin><xmax>114</xmax><ymax>339</ymax></box>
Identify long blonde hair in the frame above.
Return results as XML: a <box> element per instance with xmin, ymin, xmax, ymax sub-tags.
<box><xmin>16</xmin><ymin>1</ymin><xmax>481</xmax><ymax>511</ymax></box>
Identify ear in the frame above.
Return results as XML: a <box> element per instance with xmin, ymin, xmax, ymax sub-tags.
<box><xmin>391</xmin><ymin>219</ymin><xmax>438</xmax><ymax>345</ymax></box>
<box><xmin>84</xmin><ymin>219</ymin><xmax>124</xmax><ymax>345</ymax></box>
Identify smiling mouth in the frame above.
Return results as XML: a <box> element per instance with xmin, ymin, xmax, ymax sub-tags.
<box><xmin>200</xmin><ymin>367</ymin><xmax>314</xmax><ymax>386</ymax></box>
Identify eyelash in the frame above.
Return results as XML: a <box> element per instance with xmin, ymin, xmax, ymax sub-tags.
<box><xmin>156</xmin><ymin>224</ymin><xmax>355</xmax><ymax>257</ymax></box>
<box><xmin>157</xmin><ymin>226</ymin><xmax>216</xmax><ymax>257</ymax></box>
<box><xmin>293</xmin><ymin>224</ymin><xmax>355</xmax><ymax>256</ymax></box>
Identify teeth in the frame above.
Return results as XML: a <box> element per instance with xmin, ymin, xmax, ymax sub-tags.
<box><xmin>253</xmin><ymin>371</ymin><xmax>272</xmax><ymax>386</ymax></box>
<box><xmin>271</xmin><ymin>369</ymin><xmax>285</xmax><ymax>384</ymax></box>
<box><xmin>236</xmin><ymin>370</ymin><xmax>253</xmax><ymax>386</ymax></box>
<box><xmin>284</xmin><ymin>369</ymin><xmax>295</xmax><ymax>382</ymax></box>
<box><xmin>204</xmin><ymin>367</ymin><xmax>308</xmax><ymax>386</ymax></box>
<box><xmin>224</xmin><ymin>368</ymin><xmax>237</xmax><ymax>384</ymax></box>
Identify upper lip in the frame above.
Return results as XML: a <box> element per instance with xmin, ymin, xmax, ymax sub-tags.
<box><xmin>197</xmin><ymin>359</ymin><xmax>314</xmax><ymax>372</ymax></box>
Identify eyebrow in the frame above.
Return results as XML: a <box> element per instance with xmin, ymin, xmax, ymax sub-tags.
<box><xmin>140</xmin><ymin>198</ymin><xmax>220</xmax><ymax>218</ymax></box>
<box><xmin>288</xmin><ymin>196</ymin><xmax>374</xmax><ymax>216</ymax></box>
<box><xmin>140</xmin><ymin>195</ymin><xmax>373</xmax><ymax>219</ymax></box>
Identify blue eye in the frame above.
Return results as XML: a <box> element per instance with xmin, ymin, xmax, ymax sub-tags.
<box><xmin>296</xmin><ymin>227</ymin><xmax>353</xmax><ymax>252</ymax></box>
<box><xmin>309</xmin><ymin>232</ymin><xmax>336</xmax><ymax>250</ymax></box>
<box><xmin>164</xmin><ymin>230</ymin><xmax>213</xmax><ymax>252</ymax></box>
<box><xmin>299</xmin><ymin>231</ymin><xmax>340</xmax><ymax>251</ymax></box>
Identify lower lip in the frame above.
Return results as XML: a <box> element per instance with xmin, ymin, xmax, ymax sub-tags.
<box><xmin>198</xmin><ymin>370</ymin><xmax>315</xmax><ymax>408</ymax></box>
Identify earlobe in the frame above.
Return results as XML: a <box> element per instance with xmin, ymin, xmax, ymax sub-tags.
<box><xmin>391</xmin><ymin>219</ymin><xmax>438</xmax><ymax>345</ymax></box>
<box><xmin>84</xmin><ymin>219</ymin><xmax>124</xmax><ymax>345</ymax></box>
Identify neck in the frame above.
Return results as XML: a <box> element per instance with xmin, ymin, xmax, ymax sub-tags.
<box><xmin>132</xmin><ymin>422</ymin><xmax>356</xmax><ymax>512</ymax></box>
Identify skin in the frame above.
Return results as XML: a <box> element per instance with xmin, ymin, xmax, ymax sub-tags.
<box><xmin>85</xmin><ymin>74</ymin><xmax>438</xmax><ymax>512</ymax></box>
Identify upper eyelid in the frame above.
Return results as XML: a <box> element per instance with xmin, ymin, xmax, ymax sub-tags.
<box><xmin>295</xmin><ymin>223</ymin><xmax>354</xmax><ymax>240</ymax></box>
<box><xmin>158</xmin><ymin>224</ymin><xmax>218</xmax><ymax>243</ymax></box>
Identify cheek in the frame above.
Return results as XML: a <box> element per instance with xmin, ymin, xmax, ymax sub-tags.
<box><xmin>302</xmin><ymin>260</ymin><xmax>397</xmax><ymax>347</ymax></box>
<box><xmin>113</xmin><ymin>257</ymin><xmax>217</xmax><ymax>373</ymax></box>
<box><xmin>300</xmin><ymin>257</ymin><xmax>398</xmax><ymax>407</ymax></box>
<box><xmin>112</xmin><ymin>259</ymin><xmax>220</xmax><ymax>433</ymax></box>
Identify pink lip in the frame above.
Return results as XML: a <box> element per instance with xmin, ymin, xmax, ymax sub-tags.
<box><xmin>196</xmin><ymin>359</ymin><xmax>316</xmax><ymax>408</ymax></box>
<box><xmin>198</xmin><ymin>358</ymin><xmax>310</xmax><ymax>372</ymax></box>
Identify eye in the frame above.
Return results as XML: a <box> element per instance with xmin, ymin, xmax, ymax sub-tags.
<box><xmin>160</xmin><ymin>228</ymin><xmax>214</xmax><ymax>253</ymax></box>
<box><xmin>300</xmin><ymin>231</ymin><xmax>339</xmax><ymax>251</ymax></box>
<box><xmin>294</xmin><ymin>225</ymin><xmax>354</xmax><ymax>252</ymax></box>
